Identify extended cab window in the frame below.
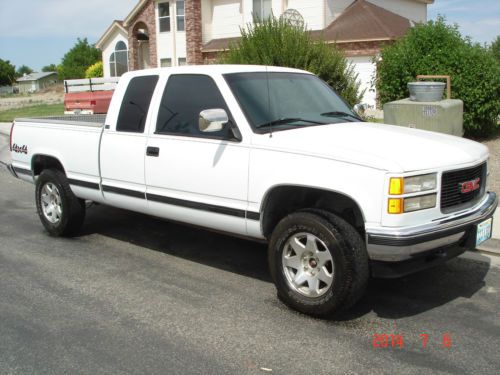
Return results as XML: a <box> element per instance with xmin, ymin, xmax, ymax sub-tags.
<box><xmin>156</xmin><ymin>74</ymin><xmax>233</xmax><ymax>139</ymax></box>
<box><xmin>117</xmin><ymin>75</ymin><xmax>159</xmax><ymax>133</ymax></box>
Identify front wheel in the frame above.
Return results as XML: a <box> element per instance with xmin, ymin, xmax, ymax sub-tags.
<box><xmin>268</xmin><ymin>211</ymin><xmax>368</xmax><ymax>318</ymax></box>
<box><xmin>35</xmin><ymin>169</ymin><xmax>85</xmax><ymax>237</ymax></box>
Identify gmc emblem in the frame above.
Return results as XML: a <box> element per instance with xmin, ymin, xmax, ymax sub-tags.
<box><xmin>460</xmin><ymin>178</ymin><xmax>480</xmax><ymax>194</ymax></box>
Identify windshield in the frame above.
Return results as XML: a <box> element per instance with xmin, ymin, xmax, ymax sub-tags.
<box><xmin>224</xmin><ymin>72</ymin><xmax>361</xmax><ymax>133</ymax></box>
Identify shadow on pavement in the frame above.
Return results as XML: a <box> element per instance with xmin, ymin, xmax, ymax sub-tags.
<box><xmin>336</xmin><ymin>253</ymin><xmax>491</xmax><ymax>321</ymax></box>
<box><xmin>82</xmin><ymin>204</ymin><xmax>271</xmax><ymax>282</ymax></box>
<box><xmin>81</xmin><ymin>204</ymin><xmax>491</xmax><ymax>320</ymax></box>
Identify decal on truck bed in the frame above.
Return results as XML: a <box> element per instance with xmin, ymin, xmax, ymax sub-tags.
<box><xmin>12</xmin><ymin>144</ymin><xmax>28</xmax><ymax>154</ymax></box>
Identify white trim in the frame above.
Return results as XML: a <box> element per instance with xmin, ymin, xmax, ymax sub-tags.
<box><xmin>96</xmin><ymin>21</ymin><xmax>128</xmax><ymax>50</ymax></box>
<box><xmin>158</xmin><ymin>1</ymin><xmax>172</xmax><ymax>33</ymax></box>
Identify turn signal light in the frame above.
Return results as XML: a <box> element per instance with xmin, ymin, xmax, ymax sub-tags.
<box><xmin>389</xmin><ymin>177</ymin><xmax>404</xmax><ymax>195</ymax></box>
<box><xmin>388</xmin><ymin>198</ymin><xmax>403</xmax><ymax>214</ymax></box>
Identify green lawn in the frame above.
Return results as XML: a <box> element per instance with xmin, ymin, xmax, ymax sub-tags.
<box><xmin>0</xmin><ymin>103</ymin><xmax>64</xmax><ymax>122</ymax></box>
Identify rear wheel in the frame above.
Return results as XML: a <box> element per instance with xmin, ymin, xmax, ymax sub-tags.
<box><xmin>268</xmin><ymin>211</ymin><xmax>368</xmax><ymax>318</ymax></box>
<box><xmin>35</xmin><ymin>169</ymin><xmax>85</xmax><ymax>237</ymax></box>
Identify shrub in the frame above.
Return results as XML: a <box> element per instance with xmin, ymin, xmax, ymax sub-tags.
<box><xmin>85</xmin><ymin>61</ymin><xmax>103</xmax><ymax>78</ymax></box>
<box><xmin>58</xmin><ymin>38</ymin><xmax>101</xmax><ymax>80</ymax></box>
<box><xmin>0</xmin><ymin>58</ymin><xmax>16</xmax><ymax>85</ymax></box>
<box><xmin>219</xmin><ymin>16</ymin><xmax>362</xmax><ymax>106</ymax></box>
<box><xmin>376</xmin><ymin>17</ymin><xmax>500</xmax><ymax>138</ymax></box>
<box><xmin>491</xmin><ymin>36</ymin><xmax>500</xmax><ymax>60</ymax></box>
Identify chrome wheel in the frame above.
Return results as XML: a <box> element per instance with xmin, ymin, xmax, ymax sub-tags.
<box><xmin>282</xmin><ymin>232</ymin><xmax>334</xmax><ymax>298</ymax></box>
<box><xmin>40</xmin><ymin>182</ymin><xmax>62</xmax><ymax>224</ymax></box>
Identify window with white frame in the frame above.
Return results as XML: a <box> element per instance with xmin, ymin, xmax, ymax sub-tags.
<box><xmin>161</xmin><ymin>58</ymin><xmax>172</xmax><ymax>67</ymax></box>
<box><xmin>253</xmin><ymin>0</ymin><xmax>272</xmax><ymax>21</ymax></box>
<box><xmin>176</xmin><ymin>1</ymin><xmax>185</xmax><ymax>31</ymax></box>
<box><xmin>178</xmin><ymin>58</ymin><xmax>187</xmax><ymax>66</ymax></box>
<box><xmin>158</xmin><ymin>2</ymin><xmax>171</xmax><ymax>32</ymax></box>
<box><xmin>109</xmin><ymin>41</ymin><xmax>129</xmax><ymax>77</ymax></box>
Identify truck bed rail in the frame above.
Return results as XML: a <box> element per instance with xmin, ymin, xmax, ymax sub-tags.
<box><xmin>15</xmin><ymin>114</ymin><xmax>106</xmax><ymax>128</ymax></box>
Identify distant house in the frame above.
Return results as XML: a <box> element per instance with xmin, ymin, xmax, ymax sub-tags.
<box><xmin>16</xmin><ymin>72</ymin><xmax>58</xmax><ymax>93</ymax></box>
<box><xmin>96</xmin><ymin>0</ymin><xmax>434</xmax><ymax>107</ymax></box>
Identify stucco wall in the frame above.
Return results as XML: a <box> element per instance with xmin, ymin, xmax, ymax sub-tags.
<box><xmin>101</xmin><ymin>30</ymin><xmax>129</xmax><ymax>78</ymax></box>
<box><xmin>214</xmin><ymin>0</ymin><xmax>242</xmax><ymax>38</ymax></box>
<box><xmin>286</xmin><ymin>0</ymin><xmax>325</xmax><ymax>30</ymax></box>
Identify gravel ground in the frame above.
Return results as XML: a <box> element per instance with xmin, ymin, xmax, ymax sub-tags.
<box><xmin>0</xmin><ymin>85</ymin><xmax>64</xmax><ymax>111</ymax></box>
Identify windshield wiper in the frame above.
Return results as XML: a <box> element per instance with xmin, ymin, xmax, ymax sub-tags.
<box><xmin>256</xmin><ymin>117</ymin><xmax>325</xmax><ymax>129</ymax></box>
<box><xmin>320</xmin><ymin>111</ymin><xmax>362</xmax><ymax>122</ymax></box>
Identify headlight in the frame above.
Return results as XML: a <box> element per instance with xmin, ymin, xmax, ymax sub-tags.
<box><xmin>389</xmin><ymin>173</ymin><xmax>437</xmax><ymax>195</ymax></box>
<box><xmin>404</xmin><ymin>174</ymin><xmax>437</xmax><ymax>193</ymax></box>
<box><xmin>403</xmin><ymin>194</ymin><xmax>437</xmax><ymax>212</ymax></box>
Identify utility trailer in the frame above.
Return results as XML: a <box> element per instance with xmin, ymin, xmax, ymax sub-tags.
<box><xmin>64</xmin><ymin>77</ymin><xmax>119</xmax><ymax>115</ymax></box>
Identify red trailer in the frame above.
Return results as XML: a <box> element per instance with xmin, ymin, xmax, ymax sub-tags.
<box><xmin>64</xmin><ymin>77</ymin><xmax>119</xmax><ymax>115</ymax></box>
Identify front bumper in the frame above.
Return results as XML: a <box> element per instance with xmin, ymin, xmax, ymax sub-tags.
<box><xmin>366</xmin><ymin>192</ymin><xmax>497</xmax><ymax>278</ymax></box>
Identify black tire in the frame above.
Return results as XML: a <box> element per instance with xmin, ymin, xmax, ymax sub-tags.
<box><xmin>35</xmin><ymin>169</ymin><xmax>85</xmax><ymax>237</ymax></box>
<box><xmin>268</xmin><ymin>210</ymin><xmax>369</xmax><ymax>318</ymax></box>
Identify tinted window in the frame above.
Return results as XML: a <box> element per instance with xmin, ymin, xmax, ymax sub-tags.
<box><xmin>117</xmin><ymin>75</ymin><xmax>159</xmax><ymax>133</ymax></box>
<box><xmin>224</xmin><ymin>72</ymin><xmax>358</xmax><ymax>133</ymax></box>
<box><xmin>156</xmin><ymin>74</ymin><xmax>233</xmax><ymax>138</ymax></box>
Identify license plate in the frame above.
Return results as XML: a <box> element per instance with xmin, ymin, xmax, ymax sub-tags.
<box><xmin>476</xmin><ymin>218</ymin><xmax>493</xmax><ymax>247</ymax></box>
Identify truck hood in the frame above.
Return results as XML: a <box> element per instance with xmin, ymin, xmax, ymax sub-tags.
<box><xmin>251</xmin><ymin>122</ymin><xmax>489</xmax><ymax>172</ymax></box>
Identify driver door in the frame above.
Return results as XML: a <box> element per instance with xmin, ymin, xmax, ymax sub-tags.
<box><xmin>144</xmin><ymin>73</ymin><xmax>249</xmax><ymax>236</ymax></box>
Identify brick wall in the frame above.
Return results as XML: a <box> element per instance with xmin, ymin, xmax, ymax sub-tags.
<box><xmin>336</xmin><ymin>40</ymin><xmax>392</xmax><ymax>57</ymax></box>
<box><xmin>185</xmin><ymin>0</ymin><xmax>203</xmax><ymax>65</ymax></box>
<box><xmin>127</xmin><ymin>0</ymin><xmax>158</xmax><ymax>70</ymax></box>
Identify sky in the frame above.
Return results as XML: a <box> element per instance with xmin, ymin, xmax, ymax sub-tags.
<box><xmin>0</xmin><ymin>0</ymin><xmax>499</xmax><ymax>72</ymax></box>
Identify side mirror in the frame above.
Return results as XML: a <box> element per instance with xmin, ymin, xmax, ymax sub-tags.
<box><xmin>199</xmin><ymin>108</ymin><xmax>229</xmax><ymax>133</ymax></box>
<box><xmin>353</xmin><ymin>103</ymin><xmax>367</xmax><ymax>117</ymax></box>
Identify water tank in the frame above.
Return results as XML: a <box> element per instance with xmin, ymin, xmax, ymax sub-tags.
<box><xmin>383</xmin><ymin>98</ymin><xmax>463</xmax><ymax>137</ymax></box>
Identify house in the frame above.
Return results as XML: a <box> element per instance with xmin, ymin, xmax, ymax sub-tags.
<box><xmin>96</xmin><ymin>0</ymin><xmax>434</xmax><ymax>107</ymax></box>
<box><xmin>16</xmin><ymin>72</ymin><xmax>58</xmax><ymax>94</ymax></box>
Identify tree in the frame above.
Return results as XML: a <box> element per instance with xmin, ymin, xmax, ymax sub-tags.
<box><xmin>58</xmin><ymin>38</ymin><xmax>101</xmax><ymax>80</ymax></box>
<box><xmin>42</xmin><ymin>64</ymin><xmax>58</xmax><ymax>72</ymax></box>
<box><xmin>376</xmin><ymin>17</ymin><xmax>500</xmax><ymax>138</ymax></box>
<box><xmin>0</xmin><ymin>58</ymin><xmax>16</xmax><ymax>85</ymax></box>
<box><xmin>85</xmin><ymin>61</ymin><xmax>103</xmax><ymax>78</ymax></box>
<box><xmin>16</xmin><ymin>65</ymin><xmax>33</xmax><ymax>77</ymax></box>
<box><xmin>219</xmin><ymin>16</ymin><xmax>362</xmax><ymax>106</ymax></box>
<box><xmin>491</xmin><ymin>35</ymin><xmax>500</xmax><ymax>60</ymax></box>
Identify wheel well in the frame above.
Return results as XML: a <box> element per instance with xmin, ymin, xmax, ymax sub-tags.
<box><xmin>261</xmin><ymin>186</ymin><xmax>365</xmax><ymax>239</ymax></box>
<box><xmin>32</xmin><ymin>155</ymin><xmax>65</xmax><ymax>176</ymax></box>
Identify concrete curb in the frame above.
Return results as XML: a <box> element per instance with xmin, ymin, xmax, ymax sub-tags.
<box><xmin>477</xmin><ymin>238</ymin><xmax>500</xmax><ymax>255</ymax></box>
<box><xmin>0</xmin><ymin>122</ymin><xmax>11</xmax><ymax>136</ymax></box>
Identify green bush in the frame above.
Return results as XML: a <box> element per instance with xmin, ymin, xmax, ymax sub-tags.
<box><xmin>491</xmin><ymin>36</ymin><xmax>500</xmax><ymax>60</ymax></box>
<box><xmin>85</xmin><ymin>61</ymin><xmax>103</xmax><ymax>78</ymax></box>
<box><xmin>219</xmin><ymin>16</ymin><xmax>362</xmax><ymax>106</ymax></box>
<box><xmin>376</xmin><ymin>17</ymin><xmax>500</xmax><ymax>138</ymax></box>
<box><xmin>0</xmin><ymin>58</ymin><xmax>16</xmax><ymax>85</ymax></box>
<box><xmin>58</xmin><ymin>38</ymin><xmax>101</xmax><ymax>80</ymax></box>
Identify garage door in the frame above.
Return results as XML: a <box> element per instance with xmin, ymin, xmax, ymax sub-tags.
<box><xmin>348</xmin><ymin>56</ymin><xmax>377</xmax><ymax>108</ymax></box>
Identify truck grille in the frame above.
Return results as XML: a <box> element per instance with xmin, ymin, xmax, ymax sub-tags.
<box><xmin>441</xmin><ymin>162</ymin><xmax>487</xmax><ymax>213</ymax></box>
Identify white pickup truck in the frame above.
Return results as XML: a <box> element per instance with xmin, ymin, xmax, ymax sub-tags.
<box><xmin>7</xmin><ymin>65</ymin><xmax>497</xmax><ymax>317</ymax></box>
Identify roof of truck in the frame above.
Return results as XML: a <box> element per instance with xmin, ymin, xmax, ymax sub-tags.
<box><xmin>123</xmin><ymin>65</ymin><xmax>312</xmax><ymax>78</ymax></box>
